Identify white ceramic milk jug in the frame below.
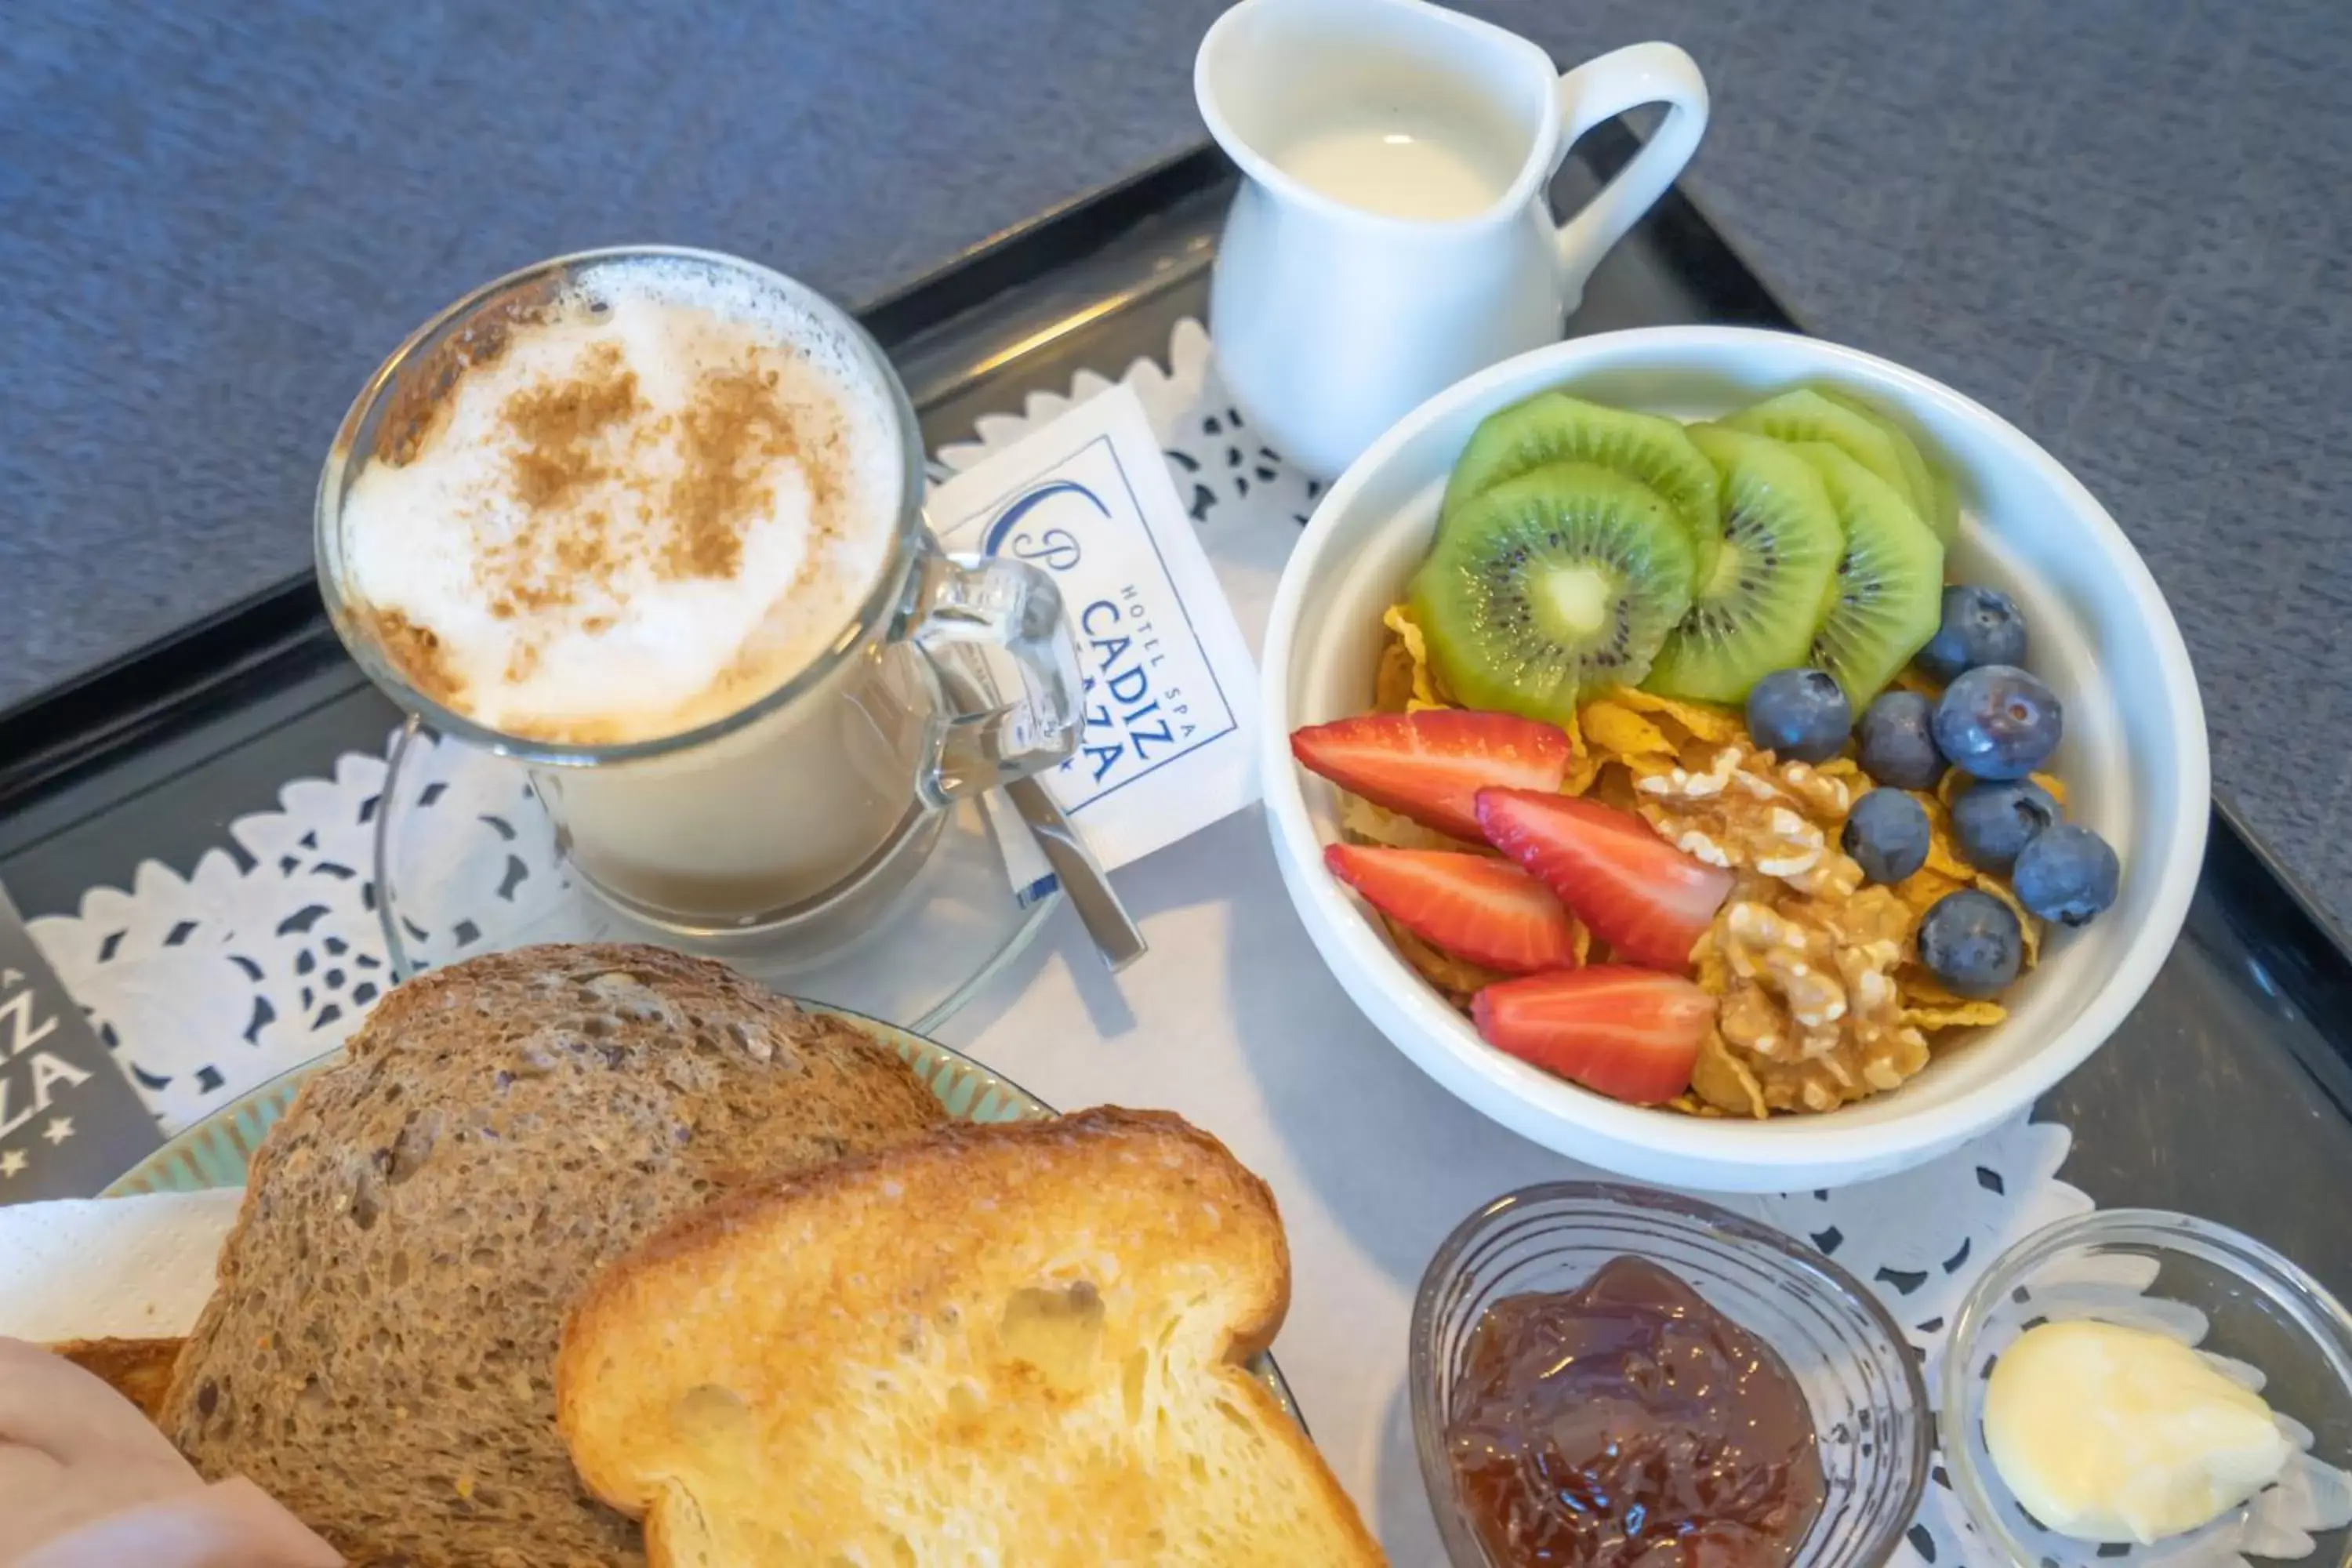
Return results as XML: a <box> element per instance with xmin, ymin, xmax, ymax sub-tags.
<box><xmin>1196</xmin><ymin>0</ymin><xmax>1708</xmax><ymax>477</ymax></box>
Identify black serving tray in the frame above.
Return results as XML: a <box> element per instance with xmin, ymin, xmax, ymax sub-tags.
<box><xmin>5</xmin><ymin>126</ymin><xmax>2350</xmax><ymax>1287</ymax></box>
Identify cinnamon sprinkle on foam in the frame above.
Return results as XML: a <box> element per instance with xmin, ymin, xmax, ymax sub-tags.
<box><xmin>335</xmin><ymin>257</ymin><xmax>898</xmax><ymax>745</ymax></box>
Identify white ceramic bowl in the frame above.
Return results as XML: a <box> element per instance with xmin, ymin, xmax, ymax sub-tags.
<box><xmin>1261</xmin><ymin>326</ymin><xmax>2209</xmax><ymax>1192</ymax></box>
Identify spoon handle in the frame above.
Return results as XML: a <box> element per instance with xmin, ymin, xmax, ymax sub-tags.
<box><xmin>1004</xmin><ymin>775</ymin><xmax>1148</xmax><ymax>972</ymax></box>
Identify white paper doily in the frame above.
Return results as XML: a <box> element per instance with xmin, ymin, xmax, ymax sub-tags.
<box><xmin>27</xmin><ymin>317</ymin><xmax>2292</xmax><ymax>1568</ymax></box>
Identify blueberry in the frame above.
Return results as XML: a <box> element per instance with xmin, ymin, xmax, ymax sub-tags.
<box><xmin>1918</xmin><ymin>585</ymin><xmax>2027</xmax><ymax>683</ymax></box>
<box><xmin>1842</xmin><ymin>789</ymin><xmax>1931</xmax><ymax>884</ymax></box>
<box><xmin>1918</xmin><ymin>890</ymin><xmax>2025</xmax><ymax>998</ymax></box>
<box><xmin>1950</xmin><ymin>779</ymin><xmax>2060</xmax><ymax>872</ymax></box>
<box><xmin>1933</xmin><ymin>665</ymin><xmax>2062</xmax><ymax>780</ymax></box>
<box><xmin>1857</xmin><ymin>690</ymin><xmax>1946</xmax><ymax>790</ymax></box>
<box><xmin>2013</xmin><ymin>824</ymin><xmax>2120</xmax><ymax>927</ymax></box>
<box><xmin>1745</xmin><ymin>669</ymin><xmax>1853</xmax><ymax>764</ymax></box>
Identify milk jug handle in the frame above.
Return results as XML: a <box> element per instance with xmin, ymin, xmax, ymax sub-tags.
<box><xmin>1549</xmin><ymin>42</ymin><xmax>1710</xmax><ymax>315</ymax></box>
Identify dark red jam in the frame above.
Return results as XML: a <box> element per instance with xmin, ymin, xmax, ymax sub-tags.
<box><xmin>1446</xmin><ymin>1257</ymin><xmax>1826</xmax><ymax>1566</ymax></box>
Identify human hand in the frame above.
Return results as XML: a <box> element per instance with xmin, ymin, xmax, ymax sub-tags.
<box><xmin>0</xmin><ymin>1337</ymin><xmax>339</xmax><ymax>1567</ymax></box>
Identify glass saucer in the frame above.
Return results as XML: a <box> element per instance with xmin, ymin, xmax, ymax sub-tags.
<box><xmin>372</xmin><ymin>717</ymin><xmax>1061</xmax><ymax>1033</ymax></box>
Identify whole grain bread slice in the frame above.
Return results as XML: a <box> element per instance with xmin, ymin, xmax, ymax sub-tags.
<box><xmin>159</xmin><ymin>942</ymin><xmax>948</xmax><ymax>1568</ymax></box>
<box><xmin>557</xmin><ymin>1106</ymin><xmax>1388</xmax><ymax>1567</ymax></box>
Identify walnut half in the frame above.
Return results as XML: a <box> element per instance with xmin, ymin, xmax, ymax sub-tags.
<box><xmin>1693</xmin><ymin>885</ymin><xmax>1928</xmax><ymax>1116</ymax></box>
<box><xmin>1635</xmin><ymin>744</ymin><xmax>1862</xmax><ymax>898</ymax></box>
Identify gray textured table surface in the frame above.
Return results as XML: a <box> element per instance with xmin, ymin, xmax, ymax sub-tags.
<box><xmin>5</xmin><ymin>0</ymin><xmax>2349</xmax><ymax>927</ymax></box>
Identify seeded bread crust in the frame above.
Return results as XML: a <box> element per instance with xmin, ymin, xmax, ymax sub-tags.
<box><xmin>158</xmin><ymin>942</ymin><xmax>948</xmax><ymax>1567</ymax></box>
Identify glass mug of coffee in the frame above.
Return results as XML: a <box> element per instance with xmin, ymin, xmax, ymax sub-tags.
<box><xmin>316</xmin><ymin>246</ymin><xmax>1081</xmax><ymax>934</ymax></box>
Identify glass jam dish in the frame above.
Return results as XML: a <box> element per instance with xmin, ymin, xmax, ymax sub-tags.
<box><xmin>1942</xmin><ymin>1209</ymin><xmax>2352</xmax><ymax>1568</ymax></box>
<box><xmin>1411</xmin><ymin>1181</ymin><xmax>1929</xmax><ymax>1567</ymax></box>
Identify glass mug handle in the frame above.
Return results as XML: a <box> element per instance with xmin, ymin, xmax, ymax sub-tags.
<box><xmin>894</xmin><ymin>539</ymin><xmax>1083</xmax><ymax>805</ymax></box>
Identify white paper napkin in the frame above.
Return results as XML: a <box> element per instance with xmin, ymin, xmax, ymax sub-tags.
<box><xmin>0</xmin><ymin>1189</ymin><xmax>238</xmax><ymax>1341</ymax></box>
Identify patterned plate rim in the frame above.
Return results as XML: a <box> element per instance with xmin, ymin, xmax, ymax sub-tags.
<box><xmin>100</xmin><ymin>998</ymin><xmax>1306</xmax><ymax>1430</ymax></box>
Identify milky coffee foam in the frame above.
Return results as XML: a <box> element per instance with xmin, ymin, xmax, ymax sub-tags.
<box><xmin>338</xmin><ymin>258</ymin><xmax>903</xmax><ymax>745</ymax></box>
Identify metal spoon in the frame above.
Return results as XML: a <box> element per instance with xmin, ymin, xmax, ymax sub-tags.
<box><xmin>1001</xmin><ymin>775</ymin><xmax>1148</xmax><ymax>971</ymax></box>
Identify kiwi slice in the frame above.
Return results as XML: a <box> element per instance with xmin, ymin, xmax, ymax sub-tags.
<box><xmin>1442</xmin><ymin>391</ymin><xmax>1722</xmax><ymax>586</ymax></box>
<box><xmin>1410</xmin><ymin>462</ymin><xmax>1697</xmax><ymax>725</ymax></box>
<box><xmin>1927</xmin><ymin>466</ymin><xmax>1960</xmax><ymax>541</ymax></box>
<box><xmin>1789</xmin><ymin>442</ymin><xmax>1945</xmax><ymax>703</ymax></box>
<box><xmin>1809</xmin><ymin>384</ymin><xmax>1960</xmax><ymax>543</ymax></box>
<box><xmin>1721</xmin><ymin>388</ymin><xmax>1948</xmax><ymax>544</ymax></box>
<box><xmin>1642</xmin><ymin>425</ymin><xmax>1845</xmax><ymax>705</ymax></box>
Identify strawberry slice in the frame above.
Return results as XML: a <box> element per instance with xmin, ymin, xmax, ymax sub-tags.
<box><xmin>1325</xmin><ymin>844</ymin><xmax>1581</xmax><ymax>975</ymax></box>
<box><xmin>1475</xmin><ymin>789</ymin><xmax>1733</xmax><ymax>971</ymax></box>
<box><xmin>1291</xmin><ymin>710</ymin><xmax>1572</xmax><ymax>842</ymax></box>
<box><xmin>1472</xmin><ymin>966</ymin><xmax>1717</xmax><ymax>1104</ymax></box>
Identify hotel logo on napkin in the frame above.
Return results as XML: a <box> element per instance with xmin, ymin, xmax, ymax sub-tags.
<box><xmin>0</xmin><ymin>881</ymin><xmax>162</xmax><ymax>1203</ymax></box>
<box><xmin>931</xmin><ymin>384</ymin><xmax>1261</xmax><ymax>900</ymax></box>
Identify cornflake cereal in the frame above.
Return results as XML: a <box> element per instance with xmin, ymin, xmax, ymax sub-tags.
<box><xmin>1344</xmin><ymin>607</ymin><xmax>2049</xmax><ymax>1118</ymax></box>
<box><xmin>1381</xmin><ymin>604</ymin><xmax>1450</xmax><ymax>713</ymax></box>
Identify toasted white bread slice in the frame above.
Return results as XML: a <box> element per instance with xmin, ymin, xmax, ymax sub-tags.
<box><xmin>557</xmin><ymin>1106</ymin><xmax>1385</xmax><ymax>1567</ymax></box>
